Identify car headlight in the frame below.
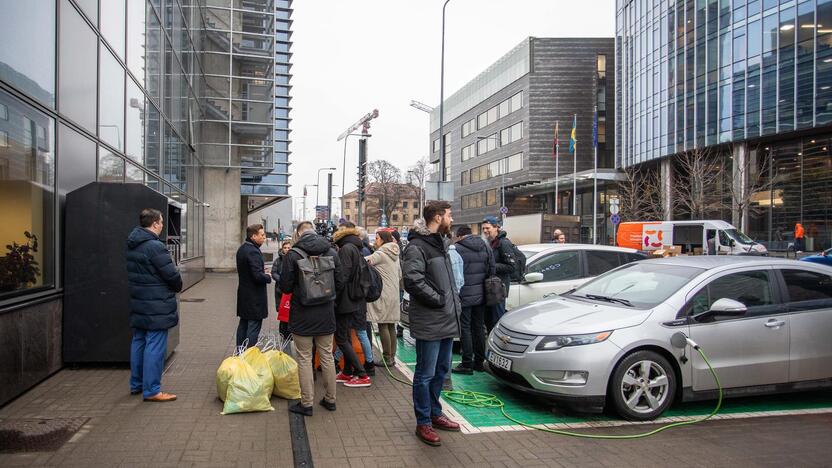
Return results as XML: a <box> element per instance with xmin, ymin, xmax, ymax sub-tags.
<box><xmin>535</xmin><ymin>331</ymin><xmax>612</xmax><ymax>351</ymax></box>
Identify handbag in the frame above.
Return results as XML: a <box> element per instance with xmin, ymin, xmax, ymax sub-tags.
<box><xmin>484</xmin><ymin>276</ymin><xmax>506</xmax><ymax>306</ymax></box>
<box><xmin>278</xmin><ymin>293</ymin><xmax>292</xmax><ymax>322</ymax></box>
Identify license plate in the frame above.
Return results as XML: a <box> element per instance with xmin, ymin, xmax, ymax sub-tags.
<box><xmin>487</xmin><ymin>350</ymin><xmax>512</xmax><ymax>372</ymax></box>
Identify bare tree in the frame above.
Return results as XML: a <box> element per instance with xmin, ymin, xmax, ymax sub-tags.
<box><xmin>727</xmin><ymin>145</ymin><xmax>776</xmax><ymax>232</ymax></box>
<box><xmin>673</xmin><ymin>146</ymin><xmax>728</xmax><ymax>219</ymax></box>
<box><xmin>617</xmin><ymin>165</ymin><xmax>664</xmax><ymax>221</ymax></box>
<box><xmin>407</xmin><ymin>157</ymin><xmax>431</xmax><ymax>191</ymax></box>
<box><xmin>367</xmin><ymin>160</ymin><xmax>403</xmax><ymax>226</ymax></box>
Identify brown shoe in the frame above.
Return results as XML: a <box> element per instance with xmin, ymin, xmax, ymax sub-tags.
<box><xmin>431</xmin><ymin>415</ymin><xmax>460</xmax><ymax>432</ymax></box>
<box><xmin>415</xmin><ymin>424</ymin><xmax>441</xmax><ymax>446</ymax></box>
<box><xmin>143</xmin><ymin>392</ymin><xmax>177</xmax><ymax>402</ymax></box>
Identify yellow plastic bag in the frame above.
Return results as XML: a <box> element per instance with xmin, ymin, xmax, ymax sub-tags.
<box><xmin>216</xmin><ymin>355</ymin><xmax>244</xmax><ymax>402</ymax></box>
<box><xmin>242</xmin><ymin>347</ymin><xmax>275</xmax><ymax>395</ymax></box>
<box><xmin>221</xmin><ymin>357</ymin><xmax>274</xmax><ymax>415</ymax></box>
<box><xmin>263</xmin><ymin>349</ymin><xmax>301</xmax><ymax>400</ymax></box>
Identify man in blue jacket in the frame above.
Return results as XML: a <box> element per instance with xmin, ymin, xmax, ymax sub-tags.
<box><xmin>236</xmin><ymin>224</ymin><xmax>272</xmax><ymax>348</ymax></box>
<box><xmin>126</xmin><ymin>209</ymin><xmax>182</xmax><ymax>402</ymax></box>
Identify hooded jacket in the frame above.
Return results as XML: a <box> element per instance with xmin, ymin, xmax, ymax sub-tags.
<box><xmin>126</xmin><ymin>227</ymin><xmax>182</xmax><ymax>330</ymax></box>
<box><xmin>490</xmin><ymin>230</ymin><xmax>517</xmax><ymax>291</ymax></box>
<box><xmin>365</xmin><ymin>241</ymin><xmax>402</xmax><ymax>323</ymax></box>
<box><xmin>455</xmin><ymin>235</ymin><xmax>496</xmax><ymax>308</ymax></box>
<box><xmin>401</xmin><ymin>219</ymin><xmax>461</xmax><ymax>341</ymax></box>
<box><xmin>333</xmin><ymin>228</ymin><xmax>367</xmax><ymax>316</ymax></box>
<box><xmin>279</xmin><ymin>231</ymin><xmax>342</xmax><ymax>336</ymax></box>
<box><xmin>236</xmin><ymin>239</ymin><xmax>272</xmax><ymax>320</ymax></box>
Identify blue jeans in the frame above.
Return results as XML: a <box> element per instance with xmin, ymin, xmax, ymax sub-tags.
<box><xmin>412</xmin><ymin>338</ymin><xmax>453</xmax><ymax>425</ymax></box>
<box><xmin>356</xmin><ymin>328</ymin><xmax>374</xmax><ymax>364</ymax></box>
<box><xmin>236</xmin><ymin>318</ymin><xmax>263</xmax><ymax>348</ymax></box>
<box><xmin>130</xmin><ymin>328</ymin><xmax>168</xmax><ymax>398</ymax></box>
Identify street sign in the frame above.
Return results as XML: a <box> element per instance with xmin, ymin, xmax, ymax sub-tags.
<box><xmin>610</xmin><ymin>214</ymin><xmax>621</xmax><ymax>225</ymax></box>
<box><xmin>500</xmin><ymin>206</ymin><xmax>509</xmax><ymax>215</ymax></box>
<box><xmin>610</xmin><ymin>204</ymin><xmax>620</xmax><ymax>215</ymax></box>
<box><xmin>610</xmin><ymin>197</ymin><xmax>620</xmax><ymax>205</ymax></box>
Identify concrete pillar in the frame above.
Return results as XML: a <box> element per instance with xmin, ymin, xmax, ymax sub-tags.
<box><xmin>661</xmin><ymin>158</ymin><xmax>673</xmax><ymax>220</ymax></box>
<box><xmin>204</xmin><ymin>167</ymin><xmax>241</xmax><ymax>271</ymax></box>
<box><xmin>731</xmin><ymin>142</ymin><xmax>748</xmax><ymax>231</ymax></box>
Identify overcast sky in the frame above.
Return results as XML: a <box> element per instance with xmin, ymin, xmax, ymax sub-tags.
<box><xmin>289</xmin><ymin>0</ymin><xmax>615</xmax><ymax>218</ymax></box>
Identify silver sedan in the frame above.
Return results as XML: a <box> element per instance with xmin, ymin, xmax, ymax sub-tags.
<box><xmin>486</xmin><ymin>256</ymin><xmax>832</xmax><ymax>420</ymax></box>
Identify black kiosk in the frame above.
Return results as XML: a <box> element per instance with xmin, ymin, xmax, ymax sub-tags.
<box><xmin>63</xmin><ymin>182</ymin><xmax>180</xmax><ymax>363</ymax></box>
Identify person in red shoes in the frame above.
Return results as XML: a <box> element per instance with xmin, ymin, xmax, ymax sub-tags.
<box><xmin>401</xmin><ymin>201</ymin><xmax>463</xmax><ymax>446</ymax></box>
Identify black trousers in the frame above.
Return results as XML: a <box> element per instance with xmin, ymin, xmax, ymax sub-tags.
<box><xmin>459</xmin><ymin>305</ymin><xmax>486</xmax><ymax>368</ymax></box>
<box><xmin>335</xmin><ymin>313</ymin><xmax>366</xmax><ymax>377</ymax></box>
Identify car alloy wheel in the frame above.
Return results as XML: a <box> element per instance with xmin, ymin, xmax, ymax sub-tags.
<box><xmin>610</xmin><ymin>350</ymin><xmax>676</xmax><ymax>421</ymax></box>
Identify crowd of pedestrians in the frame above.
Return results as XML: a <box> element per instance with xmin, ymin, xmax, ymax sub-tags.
<box><xmin>125</xmin><ymin>201</ymin><xmax>524</xmax><ymax>446</ymax></box>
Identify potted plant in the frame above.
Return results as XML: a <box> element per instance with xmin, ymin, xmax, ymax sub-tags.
<box><xmin>0</xmin><ymin>231</ymin><xmax>41</xmax><ymax>293</ymax></box>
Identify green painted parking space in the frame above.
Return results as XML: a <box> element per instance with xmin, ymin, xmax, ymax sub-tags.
<box><xmin>392</xmin><ymin>336</ymin><xmax>832</xmax><ymax>428</ymax></box>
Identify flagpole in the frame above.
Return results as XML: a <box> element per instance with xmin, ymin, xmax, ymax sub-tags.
<box><xmin>572</xmin><ymin>114</ymin><xmax>577</xmax><ymax>216</ymax></box>
<box><xmin>593</xmin><ymin>106</ymin><xmax>598</xmax><ymax>245</ymax></box>
<box><xmin>554</xmin><ymin>121</ymin><xmax>559</xmax><ymax>214</ymax></box>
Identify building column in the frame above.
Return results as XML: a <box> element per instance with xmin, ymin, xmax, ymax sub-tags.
<box><xmin>547</xmin><ymin>192</ymin><xmax>556</xmax><ymax>213</ymax></box>
<box><xmin>204</xmin><ymin>167</ymin><xmax>242</xmax><ymax>271</ymax></box>
<box><xmin>661</xmin><ymin>158</ymin><xmax>673</xmax><ymax>220</ymax></box>
<box><xmin>732</xmin><ymin>142</ymin><xmax>748</xmax><ymax>231</ymax></box>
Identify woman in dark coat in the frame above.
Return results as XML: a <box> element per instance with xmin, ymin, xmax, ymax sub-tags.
<box><xmin>235</xmin><ymin>224</ymin><xmax>271</xmax><ymax>348</ymax></box>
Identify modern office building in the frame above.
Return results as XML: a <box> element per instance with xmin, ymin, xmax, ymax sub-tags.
<box><xmin>428</xmin><ymin>37</ymin><xmax>616</xmax><ymax>240</ymax></box>
<box><xmin>616</xmin><ymin>0</ymin><xmax>832</xmax><ymax>250</ymax></box>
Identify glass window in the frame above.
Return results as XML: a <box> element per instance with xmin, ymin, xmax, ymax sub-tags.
<box><xmin>507</xmin><ymin>153</ymin><xmax>523</xmax><ymax>172</ymax></box>
<box><xmin>528</xmin><ymin>251</ymin><xmax>581</xmax><ymax>282</ymax></box>
<box><xmin>708</xmin><ymin>270</ymin><xmax>774</xmax><ymax>309</ymax></box>
<box><xmin>571</xmin><ymin>263</ymin><xmax>705</xmax><ymax>309</ymax></box>
<box><xmin>586</xmin><ymin>250</ymin><xmax>622</xmax><ymax>277</ymax></box>
<box><xmin>58</xmin><ymin>123</ymin><xmax>96</xmax><ymax>197</ymax></box>
<box><xmin>99</xmin><ymin>47</ymin><xmax>125</xmax><ymax>152</ymax></box>
<box><xmin>0</xmin><ymin>0</ymin><xmax>56</xmax><ymax>107</ymax></box>
<box><xmin>59</xmin><ymin>0</ymin><xmax>98</xmax><ymax>132</ymax></box>
<box><xmin>98</xmin><ymin>147</ymin><xmax>124</xmax><ymax>182</ymax></box>
<box><xmin>144</xmin><ymin>102</ymin><xmax>161</xmax><ymax>174</ymax></box>
<box><xmin>101</xmin><ymin>0</ymin><xmax>125</xmax><ymax>59</ymax></box>
<box><xmin>0</xmin><ymin>91</ymin><xmax>56</xmax><ymax>297</ymax></box>
<box><xmin>461</xmin><ymin>170</ymin><xmax>469</xmax><ymax>185</ymax></box>
<box><xmin>486</xmin><ymin>188</ymin><xmax>497</xmax><ymax>206</ymax></box>
<box><xmin>127</xmin><ymin>0</ymin><xmax>147</xmax><ymax>86</ymax></box>
<box><xmin>510</xmin><ymin>92</ymin><xmax>523</xmax><ymax>112</ymax></box>
<box><xmin>781</xmin><ymin>269</ymin><xmax>832</xmax><ymax>310</ymax></box>
<box><xmin>499</xmin><ymin>100</ymin><xmax>510</xmax><ymax>119</ymax></box>
<box><xmin>125</xmin><ymin>78</ymin><xmax>145</xmax><ymax>164</ymax></box>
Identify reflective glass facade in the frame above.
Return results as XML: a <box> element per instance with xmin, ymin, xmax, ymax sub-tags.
<box><xmin>0</xmin><ymin>0</ymin><xmax>206</xmax><ymax>300</ymax></box>
<box><xmin>616</xmin><ymin>0</ymin><xmax>832</xmax><ymax>167</ymax></box>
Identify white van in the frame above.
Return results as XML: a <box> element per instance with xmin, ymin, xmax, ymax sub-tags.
<box><xmin>616</xmin><ymin>220</ymin><xmax>768</xmax><ymax>255</ymax></box>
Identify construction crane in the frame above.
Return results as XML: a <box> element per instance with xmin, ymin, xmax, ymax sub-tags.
<box><xmin>337</xmin><ymin>109</ymin><xmax>379</xmax><ymax>141</ymax></box>
<box><xmin>409</xmin><ymin>100</ymin><xmax>434</xmax><ymax>113</ymax></box>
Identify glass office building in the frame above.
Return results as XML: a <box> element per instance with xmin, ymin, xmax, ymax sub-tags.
<box><xmin>616</xmin><ymin>0</ymin><xmax>832</xmax><ymax>249</ymax></box>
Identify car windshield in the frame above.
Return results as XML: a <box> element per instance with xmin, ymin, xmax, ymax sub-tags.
<box><xmin>520</xmin><ymin>249</ymin><xmax>536</xmax><ymax>258</ymax></box>
<box><xmin>565</xmin><ymin>262</ymin><xmax>706</xmax><ymax>309</ymax></box>
<box><xmin>724</xmin><ymin>229</ymin><xmax>754</xmax><ymax>245</ymax></box>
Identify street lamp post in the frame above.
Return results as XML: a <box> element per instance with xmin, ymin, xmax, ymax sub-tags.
<box><xmin>439</xmin><ymin>0</ymin><xmax>451</xmax><ymax>183</ymax></box>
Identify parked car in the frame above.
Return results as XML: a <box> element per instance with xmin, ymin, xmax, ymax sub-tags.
<box><xmin>800</xmin><ymin>248</ymin><xmax>832</xmax><ymax>267</ymax></box>
<box><xmin>400</xmin><ymin>244</ymin><xmax>646</xmax><ymax>329</ymax></box>
<box><xmin>486</xmin><ymin>256</ymin><xmax>832</xmax><ymax>420</ymax></box>
<box><xmin>508</xmin><ymin>244</ymin><xmax>646</xmax><ymax>311</ymax></box>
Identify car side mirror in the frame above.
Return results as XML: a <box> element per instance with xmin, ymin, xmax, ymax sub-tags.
<box><xmin>692</xmin><ymin>298</ymin><xmax>747</xmax><ymax>322</ymax></box>
<box><xmin>523</xmin><ymin>272</ymin><xmax>544</xmax><ymax>283</ymax></box>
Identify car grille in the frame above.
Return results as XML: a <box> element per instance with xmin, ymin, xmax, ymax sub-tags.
<box><xmin>491</xmin><ymin>323</ymin><xmax>538</xmax><ymax>354</ymax></box>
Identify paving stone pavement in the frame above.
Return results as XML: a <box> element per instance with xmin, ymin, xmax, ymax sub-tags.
<box><xmin>1</xmin><ymin>273</ymin><xmax>831</xmax><ymax>467</ymax></box>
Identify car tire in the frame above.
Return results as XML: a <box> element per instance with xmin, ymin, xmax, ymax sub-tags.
<box><xmin>609</xmin><ymin>350</ymin><xmax>676</xmax><ymax>421</ymax></box>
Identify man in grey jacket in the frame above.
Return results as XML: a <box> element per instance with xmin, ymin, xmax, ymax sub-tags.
<box><xmin>401</xmin><ymin>201</ymin><xmax>462</xmax><ymax>446</ymax></box>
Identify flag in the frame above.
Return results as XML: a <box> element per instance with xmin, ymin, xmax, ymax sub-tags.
<box><xmin>569</xmin><ymin>114</ymin><xmax>577</xmax><ymax>153</ymax></box>
<box><xmin>303</xmin><ymin>186</ymin><xmax>307</xmax><ymax>197</ymax></box>
<box><xmin>552</xmin><ymin>121</ymin><xmax>559</xmax><ymax>160</ymax></box>
<box><xmin>592</xmin><ymin>108</ymin><xmax>598</xmax><ymax>148</ymax></box>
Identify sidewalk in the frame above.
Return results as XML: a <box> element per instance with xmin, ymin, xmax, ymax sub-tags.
<box><xmin>1</xmin><ymin>273</ymin><xmax>831</xmax><ymax>467</ymax></box>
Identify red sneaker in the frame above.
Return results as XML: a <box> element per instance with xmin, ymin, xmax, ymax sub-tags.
<box><xmin>335</xmin><ymin>372</ymin><xmax>352</xmax><ymax>383</ymax></box>
<box><xmin>415</xmin><ymin>424</ymin><xmax>441</xmax><ymax>446</ymax></box>
<box><xmin>431</xmin><ymin>415</ymin><xmax>460</xmax><ymax>432</ymax></box>
<box><xmin>343</xmin><ymin>375</ymin><xmax>372</xmax><ymax>388</ymax></box>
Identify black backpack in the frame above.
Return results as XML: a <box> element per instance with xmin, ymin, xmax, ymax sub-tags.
<box><xmin>365</xmin><ymin>264</ymin><xmax>383</xmax><ymax>303</ymax></box>
<box><xmin>349</xmin><ymin>250</ymin><xmax>372</xmax><ymax>301</ymax></box>
<box><xmin>502</xmin><ymin>238</ymin><xmax>527</xmax><ymax>282</ymax></box>
<box><xmin>292</xmin><ymin>248</ymin><xmax>337</xmax><ymax>306</ymax></box>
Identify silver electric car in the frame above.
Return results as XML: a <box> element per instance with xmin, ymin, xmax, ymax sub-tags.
<box><xmin>485</xmin><ymin>256</ymin><xmax>832</xmax><ymax>420</ymax></box>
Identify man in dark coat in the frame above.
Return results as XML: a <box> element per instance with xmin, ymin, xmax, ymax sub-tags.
<box><xmin>332</xmin><ymin>222</ymin><xmax>371</xmax><ymax>387</ymax></box>
<box><xmin>481</xmin><ymin>216</ymin><xmax>517</xmax><ymax>331</ymax></box>
<box><xmin>279</xmin><ymin>221</ymin><xmax>342</xmax><ymax>416</ymax></box>
<box><xmin>402</xmin><ymin>201</ymin><xmax>462</xmax><ymax>446</ymax></box>
<box><xmin>126</xmin><ymin>208</ymin><xmax>182</xmax><ymax>402</ymax></box>
<box><xmin>235</xmin><ymin>224</ymin><xmax>271</xmax><ymax>348</ymax></box>
<box><xmin>272</xmin><ymin>240</ymin><xmax>292</xmax><ymax>340</ymax></box>
<box><xmin>451</xmin><ymin>226</ymin><xmax>495</xmax><ymax>375</ymax></box>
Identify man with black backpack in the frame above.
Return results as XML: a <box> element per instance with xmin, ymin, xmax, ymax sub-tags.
<box><xmin>332</xmin><ymin>223</ymin><xmax>372</xmax><ymax>388</ymax></box>
<box><xmin>279</xmin><ymin>221</ymin><xmax>342</xmax><ymax>416</ymax></box>
<box><xmin>481</xmin><ymin>216</ymin><xmax>525</xmax><ymax>331</ymax></box>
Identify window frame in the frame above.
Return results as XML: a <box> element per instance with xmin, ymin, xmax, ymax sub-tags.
<box><xmin>677</xmin><ymin>267</ymin><xmax>784</xmax><ymax>321</ymax></box>
<box><xmin>776</xmin><ymin>268</ymin><xmax>832</xmax><ymax>312</ymax></box>
<box><xmin>527</xmin><ymin>250</ymin><xmax>583</xmax><ymax>283</ymax></box>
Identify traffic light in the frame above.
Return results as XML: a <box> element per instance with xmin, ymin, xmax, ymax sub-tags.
<box><xmin>357</xmin><ymin>139</ymin><xmax>367</xmax><ymax>202</ymax></box>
